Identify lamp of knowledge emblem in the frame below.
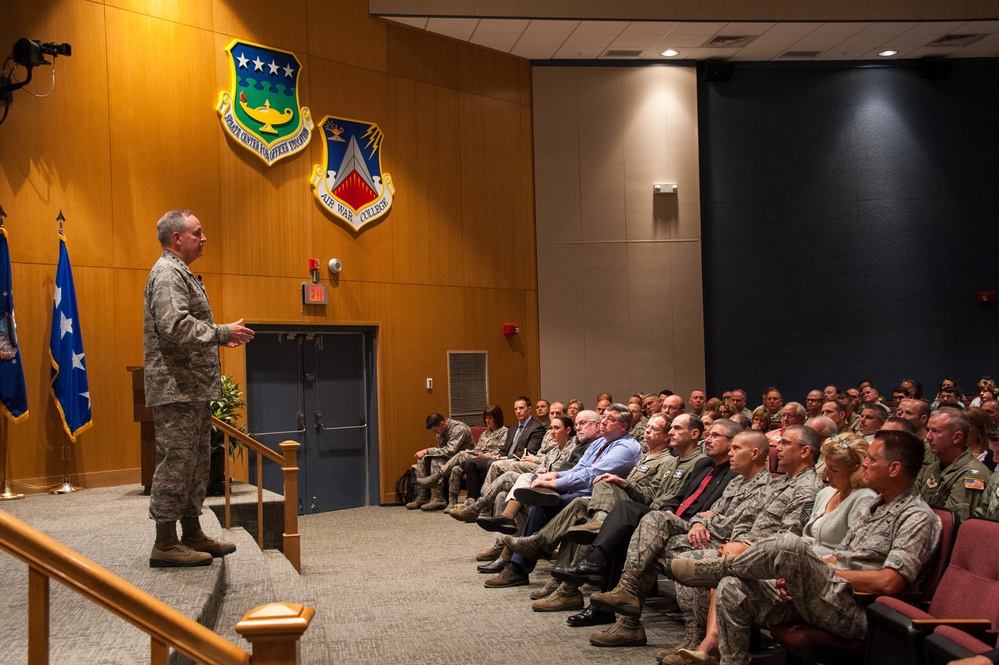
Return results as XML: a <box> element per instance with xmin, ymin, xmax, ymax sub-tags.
<box><xmin>217</xmin><ymin>40</ymin><xmax>313</xmax><ymax>166</ymax></box>
<box><xmin>311</xmin><ymin>116</ymin><xmax>395</xmax><ymax>231</ymax></box>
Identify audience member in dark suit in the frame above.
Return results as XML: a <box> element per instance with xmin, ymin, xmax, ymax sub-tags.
<box><xmin>463</xmin><ymin>396</ymin><xmax>546</xmax><ymax>500</ymax></box>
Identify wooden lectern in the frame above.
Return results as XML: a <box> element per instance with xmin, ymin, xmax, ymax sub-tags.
<box><xmin>126</xmin><ymin>366</ymin><xmax>156</xmax><ymax>495</ymax></box>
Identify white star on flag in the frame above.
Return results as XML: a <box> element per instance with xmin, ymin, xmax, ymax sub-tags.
<box><xmin>252</xmin><ymin>56</ymin><xmax>264</xmax><ymax>71</ymax></box>
<box><xmin>80</xmin><ymin>390</ymin><xmax>90</xmax><ymax>409</ymax></box>
<box><xmin>268</xmin><ymin>59</ymin><xmax>279</xmax><ymax>75</ymax></box>
<box><xmin>283</xmin><ymin>63</ymin><xmax>295</xmax><ymax>78</ymax></box>
<box><xmin>54</xmin><ymin>285</ymin><xmax>61</xmax><ymax>308</ymax></box>
<box><xmin>237</xmin><ymin>53</ymin><xmax>249</xmax><ymax>68</ymax></box>
<box><xmin>72</xmin><ymin>351</ymin><xmax>85</xmax><ymax>370</ymax></box>
<box><xmin>59</xmin><ymin>312</ymin><xmax>73</xmax><ymax>339</ymax></box>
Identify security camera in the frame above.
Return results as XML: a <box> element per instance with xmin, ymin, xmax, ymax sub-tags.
<box><xmin>328</xmin><ymin>258</ymin><xmax>343</xmax><ymax>274</ymax></box>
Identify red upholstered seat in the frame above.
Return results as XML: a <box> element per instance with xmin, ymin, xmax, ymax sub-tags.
<box><xmin>923</xmin><ymin>625</ymin><xmax>998</xmax><ymax>665</ymax></box>
<box><xmin>866</xmin><ymin>515</ymin><xmax>999</xmax><ymax>665</ymax></box>
<box><xmin>470</xmin><ymin>426</ymin><xmax>486</xmax><ymax>444</ymax></box>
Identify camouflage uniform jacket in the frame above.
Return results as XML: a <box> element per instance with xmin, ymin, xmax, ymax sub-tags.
<box><xmin>629</xmin><ymin>416</ymin><xmax>648</xmax><ymax>442</ymax></box>
<box><xmin>975</xmin><ymin>465</ymin><xmax>999</xmax><ymax>520</ymax></box>
<box><xmin>689</xmin><ymin>467</ymin><xmax>773</xmax><ymax>543</ymax></box>
<box><xmin>474</xmin><ymin>426</ymin><xmax>508</xmax><ymax>457</ymax></box>
<box><xmin>645</xmin><ymin>447</ymin><xmax>706</xmax><ymax>509</ymax></box>
<box><xmin>918</xmin><ymin>449</ymin><xmax>991</xmax><ymax>522</ymax></box>
<box><xmin>833</xmin><ymin>484</ymin><xmax>942</xmax><ymax>585</ymax></box>
<box><xmin>426</xmin><ymin>419</ymin><xmax>474</xmax><ymax>458</ymax></box>
<box><xmin>143</xmin><ymin>251</ymin><xmax>229</xmax><ymax>406</ymax></box>
<box><xmin>730</xmin><ymin>465</ymin><xmax>823</xmax><ymax>546</ymax></box>
<box><xmin>540</xmin><ymin>435</ymin><xmax>580</xmax><ymax>473</ymax></box>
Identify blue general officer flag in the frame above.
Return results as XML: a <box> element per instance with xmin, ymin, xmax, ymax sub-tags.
<box><xmin>0</xmin><ymin>227</ymin><xmax>28</xmax><ymax>422</ymax></box>
<box><xmin>49</xmin><ymin>232</ymin><xmax>91</xmax><ymax>441</ymax></box>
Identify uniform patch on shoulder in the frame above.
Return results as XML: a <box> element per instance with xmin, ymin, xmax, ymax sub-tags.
<box><xmin>926</xmin><ymin>476</ymin><xmax>938</xmax><ymax>489</ymax></box>
<box><xmin>638</xmin><ymin>465</ymin><xmax>649</xmax><ymax>472</ymax></box>
<box><xmin>965</xmin><ymin>477</ymin><xmax>986</xmax><ymax>491</ymax></box>
<box><xmin>674</xmin><ymin>469</ymin><xmax>685</xmax><ymax>478</ymax></box>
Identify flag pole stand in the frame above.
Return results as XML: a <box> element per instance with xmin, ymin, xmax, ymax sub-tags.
<box><xmin>49</xmin><ymin>445</ymin><xmax>81</xmax><ymax>494</ymax></box>
<box><xmin>0</xmin><ymin>420</ymin><xmax>23</xmax><ymax>500</ymax></box>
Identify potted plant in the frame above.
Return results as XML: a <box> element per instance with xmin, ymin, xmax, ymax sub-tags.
<box><xmin>207</xmin><ymin>374</ymin><xmax>246</xmax><ymax>495</ymax></box>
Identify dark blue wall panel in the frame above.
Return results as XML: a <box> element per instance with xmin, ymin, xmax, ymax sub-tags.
<box><xmin>699</xmin><ymin>62</ymin><xmax>999</xmax><ymax>404</ymax></box>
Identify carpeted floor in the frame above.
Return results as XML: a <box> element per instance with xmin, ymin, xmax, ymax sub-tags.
<box><xmin>0</xmin><ymin>487</ymin><xmax>784</xmax><ymax>664</ymax></box>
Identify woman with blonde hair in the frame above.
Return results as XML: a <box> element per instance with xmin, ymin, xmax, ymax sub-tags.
<box><xmin>802</xmin><ymin>432</ymin><xmax>877</xmax><ymax>557</ymax></box>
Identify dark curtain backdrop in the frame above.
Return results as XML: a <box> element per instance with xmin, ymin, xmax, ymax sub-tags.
<box><xmin>699</xmin><ymin>61</ymin><xmax>999</xmax><ymax>405</ymax></box>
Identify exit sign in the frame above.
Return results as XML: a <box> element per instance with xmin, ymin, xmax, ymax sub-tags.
<box><xmin>302</xmin><ymin>282</ymin><xmax>328</xmax><ymax>305</ymax></box>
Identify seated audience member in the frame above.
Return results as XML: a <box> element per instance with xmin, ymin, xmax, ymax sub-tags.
<box><xmin>417</xmin><ymin>404</ymin><xmax>507</xmax><ymax>511</ymax></box>
<box><xmin>976</xmin><ymin>426</ymin><xmax>999</xmax><ymax>518</ymax></box>
<box><xmin>972</xmin><ymin>378</ymin><xmax>999</xmax><ymax>407</ymax></box>
<box><xmin>589</xmin><ymin>427</ymin><xmax>823</xmax><ymax>649</ymax></box>
<box><xmin>730</xmin><ymin>389</ymin><xmax>753</xmax><ymax>420</ymax></box>
<box><xmin>983</xmin><ymin>399</ymin><xmax>999</xmax><ymax>425</ymax></box>
<box><xmin>408</xmin><ymin>412</ymin><xmax>474</xmax><ymax>510</ymax></box>
<box><xmin>641</xmin><ymin>394</ymin><xmax>660</xmax><ymax>418</ymax></box>
<box><xmin>502</xmin><ymin>413</ymin><xmax>690</xmax><ymax>610</ymax></box>
<box><xmin>482</xmin><ymin>404</ymin><xmax>642</xmax><ymax>588</ymax></box>
<box><xmin>820</xmin><ymin>400</ymin><xmax>850</xmax><ymax>434</ymax></box>
<box><xmin>751</xmin><ymin>406</ymin><xmax>771</xmax><ymax>432</ymax></box>
<box><xmin>461</xmin><ymin>397</ymin><xmax>545</xmax><ymax>503</ymax></box>
<box><xmin>767</xmin><ymin>402</ymin><xmax>806</xmax><ymax>446</ymax></box>
<box><xmin>763</xmin><ymin>388</ymin><xmax>783</xmax><ymax>428</ymax></box>
<box><xmin>660</xmin><ymin>432</ymin><xmax>876</xmax><ymax>665</ymax></box>
<box><xmin>705</xmin><ymin>398</ymin><xmax>722</xmax><ymax>413</ymax></box>
<box><xmin>669</xmin><ymin>430</ymin><xmax>941</xmax><ymax>665</ymax></box>
<box><xmin>880</xmin><ymin>415</ymin><xmax>917</xmax><ymax>436</ymax></box>
<box><xmin>842</xmin><ymin>388</ymin><xmax>862</xmax><ymax>432</ymax></box>
<box><xmin>931</xmin><ymin>377</ymin><xmax>964</xmax><ymax>409</ymax></box>
<box><xmin>627</xmin><ymin>401</ymin><xmax>647</xmax><ymax>445</ymax></box>
<box><xmin>535</xmin><ymin>399</ymin><xmax>551</xmax><ymax>428</ymax></box>
<box><xmin>804</xmin><ymin>390</ymin><xmax>824</xmax><ymax>418</ymax></box>
<box><xmin>965</xmin><ymin>406</ymin><xmax>993</xmax><ymax>466</ymax></box>
<box><xmin>452</xmin><ymin>411</ymin><xmax>598</xmax><ymax>525</ymax></box>
<box><xmin>662</xmin><ymin>395</ymin><xmax>686</xmax><ymax>420</ymax></box>
<box><xmin>896</xmin><ymin>397</ymin><xmax>935</xmax><ymax>465</ymax></box>
<box><xmin>476</xmin><ymin>415</ymin><xmax>580</xmax><ymax>535</ymax></box>
<box><xmin>890</xmin><ymin>385</ymin><xmax>908</xmax><ymax>409</ymax></box>
<box><xmin>804</xmin><ymin>415</ymin><xmax>838</xmax><ymax>476</ymax></box>
<box><xmin>701</xmin><ymin>410</ymin><xmax>721</xmax><ymax>430</ymax></box>
<box><xmin>566</xmin><ymin>399</ymin><xmax>584</xmax><ymax>419</ymax></box>
<box><xmin>689</xmin><ymin>390</ymin><xmax>707</xmax><ymax>416</ymax></box>
<box><xmin>822</xmin><ymin>384</ymin><xmax>839</xmax><ymax>402</ymax></box>
<box><xmin>857</xmin><ymin>403</ymin><xmax>890</xmax><ymax>442</ymax></box>
<box><xmin>900</xmin><ymin>378</ymin><xmax>922</xmax><ymax>400</ymax></box>
<box><xmin>919</xmin><ymin>406</ymin><xmax>991</xmax><ymax>522</ymax></box>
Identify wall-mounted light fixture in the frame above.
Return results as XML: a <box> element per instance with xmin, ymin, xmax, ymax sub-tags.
<box><xmin>653</xmin><ymin>183</ymin><xmax>678</xmax><ymax>194</ymax></box>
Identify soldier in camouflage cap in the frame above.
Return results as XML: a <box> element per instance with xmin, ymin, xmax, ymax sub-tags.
<box><xmin>144</xmin><ymin>210</ymin><xmax>254</xmax><ymax>568</ymax></box>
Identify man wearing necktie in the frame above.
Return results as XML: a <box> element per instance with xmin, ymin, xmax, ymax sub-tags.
<box><xmin>462</xmin><ymin>397</ymin><xmax>546</xmax><ymax>502</ymax></box>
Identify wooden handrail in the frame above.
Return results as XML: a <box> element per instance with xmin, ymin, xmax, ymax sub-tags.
<box><xmin>0</xmin><ymin>509</ymin><xmax>251</xmax><ymax>665</ymax></box>
<box><xmin>212</xmin><ymin>418</ymin><xmax>301</xmax><ymax>572</ymax></box>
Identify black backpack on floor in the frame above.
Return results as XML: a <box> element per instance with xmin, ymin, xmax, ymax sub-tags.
<box><xmin>395</xmin><ymin>467</ymin><xmax>417</xmax><ymax>505</ymax></box>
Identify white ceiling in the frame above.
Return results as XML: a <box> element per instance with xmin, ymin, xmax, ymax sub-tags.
<box><xmin>375</xmin><ymin>16</ymin><xmax>999</xmax><ymax>62</ymax></box>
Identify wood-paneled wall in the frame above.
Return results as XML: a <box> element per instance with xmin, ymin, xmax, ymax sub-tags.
<box><xmin>0</xmin><ymin>0</ymin><xmax>537</xmax><ymax>503</ymax></box>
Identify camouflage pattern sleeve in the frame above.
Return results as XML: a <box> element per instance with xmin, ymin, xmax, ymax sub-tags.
<box><xmin>426</xmin><ymin>419</ymin><xmax>474</xmax><ymax>458</ymax></box>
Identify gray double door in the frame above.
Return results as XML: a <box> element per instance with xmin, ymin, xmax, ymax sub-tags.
<box><xmin>245</xmin><ymin>326</ymin><xmax>378</xmax><ymax>513</ymax></box>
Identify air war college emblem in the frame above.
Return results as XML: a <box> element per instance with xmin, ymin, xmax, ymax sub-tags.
<box><xmin>312</xmin><ymin>116</ymin><xmax>395</xmax><ymax>231</ymax></box>
<box><xmin>217</xmin><ymin>40</ymin><xmax>313</xmax><ymax>166</ymax></box>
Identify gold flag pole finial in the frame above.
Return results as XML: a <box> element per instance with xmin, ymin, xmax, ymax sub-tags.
<box><xmin>56</xmin><ymin>209</ymin><xmax>65</xmax><ymax>235</ymax></box>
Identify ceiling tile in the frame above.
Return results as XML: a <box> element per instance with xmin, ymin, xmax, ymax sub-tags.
<box><xmin>426</xmin><ymin>18</ymin><xmax>480</xmax><ymax>40</ymax></box>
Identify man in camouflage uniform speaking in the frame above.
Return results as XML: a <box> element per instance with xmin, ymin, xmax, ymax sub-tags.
<box><xmin>144</xmin><ymin>210</ymin><xmax>254</xmax><ymax>567</ymax></box>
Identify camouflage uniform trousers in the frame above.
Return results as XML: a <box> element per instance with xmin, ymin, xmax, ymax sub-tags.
<box><xmin>715</xmin><ymin>532</ymin><xmax>866</xmax><ymax>665</ymax></box>
<box><xmin>674</xmin><ymin>548</ymin><xmax>732</xmax><ymax>640</ymax></box>
<box><xmin>443</xmin><ymin>450</ymin><xmax>481</xmax><ymax>498</ymax></box>
<box><xmin>485</xmin><ymin>458</ymin><xmax>538</xmax><ymax>484</ymax></box>
<box><xmin>619</xmin><ymin>511</ymin><xmax>726</xmax><ymax>616</ymax></box>
<box><xmin>149</xmin><ymin>401</ymin><xmax>212</xmax><ymax>524</ymax></box>
<box><xmin>470</xmin><ymin>470</ymin><xmax>523</xmax><ymax>516</ymax></box>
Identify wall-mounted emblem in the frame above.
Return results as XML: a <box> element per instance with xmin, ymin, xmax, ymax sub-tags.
<box><xmin>217</xmin><ymin>40</ymin><xmax>313</xmax><ymax>166</ymax></box>
<box><xmin>311</xmin><ymin>116</ymin><xmax>395</xmax><ymax>231</ymax></box>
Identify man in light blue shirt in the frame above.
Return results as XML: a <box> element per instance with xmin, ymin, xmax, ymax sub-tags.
<box><xmin>483</xmin><ymin>403</ymin><xmax>642</xmax><ymax>588</ymax></box>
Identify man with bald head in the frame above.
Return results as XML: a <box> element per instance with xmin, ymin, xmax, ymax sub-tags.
<box><xmin>689</xmin><ymin>390</ymin><xmax>706</xmax><ymax>417</ymax></box>
<box><xmin>805</xmin><ymin>390</ymin><xmax>824</xmax><ymax>418</ymax></box>
<box><xmin>662</xmin><ymin>395</ymin><xmax>686</xmax><ymax>420</ymax></box>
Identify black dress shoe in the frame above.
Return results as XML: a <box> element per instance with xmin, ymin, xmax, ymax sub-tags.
<box><xmin>514</xmin><ymin>486</ymin><xmax>562</xmax><ymax>507</ymax></box>
<box><xmin>476</xmin><ymin>514</ymin><xmax>518</xmax><ymax>535</ymax></box>
<box><xmin>477</xmin><ymin>557</ymin><xmax>509</xmax><ymax>574</ymax></box>
<box><xmin>566</xmin><ymin>603</ymin><xmax>615</xmax><ymax>627</ymax></box>
<box><xmin>552</xmin><ymin>560</ymin><xmax>606</xmax><ymax>587</ymax></box>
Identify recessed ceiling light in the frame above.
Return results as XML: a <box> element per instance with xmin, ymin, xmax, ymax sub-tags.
<box><xmin>660</xmin><ymin>49</ymin><xmax>679</xmax><ymax>57</ymax></box>
<box><xmin>878</xmin><ymin>50</ymin><xmax>898</xmax><ymax>57</ymax></box>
